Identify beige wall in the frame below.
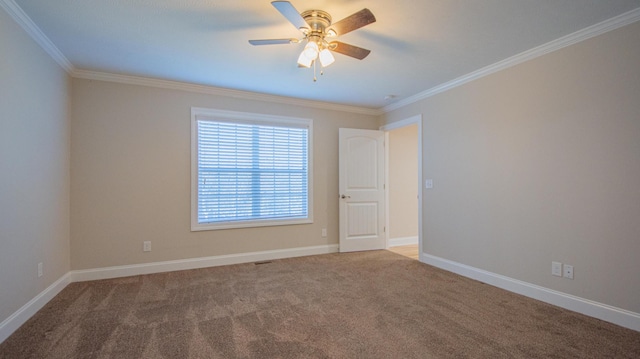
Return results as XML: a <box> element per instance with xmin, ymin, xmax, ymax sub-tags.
<box><xmin>388</xmin><ymin>124</ymin><xmax>419</xmax><ymax>240</ymax></box>
<box><xmin>383</xmin><ymin>21</ymin><xmax>640</xmax><ymax>313</ymax></box>
<box><xmin>0</xmin><ymin>9</ymin><xmax>70</xmax><ymax>323</ymax></box>
<box><xmin>70</xmin><ymin>79</ymin><xmax>379</xmax><ymax>270</ymax></box>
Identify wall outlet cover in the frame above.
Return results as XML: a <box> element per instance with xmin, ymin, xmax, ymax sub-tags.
<box><xmin>563</xmin><ymin>264</ymin><xmax>574</xmax><ymax>279</ymax></box>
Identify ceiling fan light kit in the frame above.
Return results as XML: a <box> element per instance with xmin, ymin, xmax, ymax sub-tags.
<box><xmin>249</xmin><ymin>1</ymin><xmax>376</xmax><ymax>81</ymax></box>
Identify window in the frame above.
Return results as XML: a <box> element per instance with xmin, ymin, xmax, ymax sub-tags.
<box><xmin>191</xmin><ymin>108</ymin><xmax>313</xmax><ymax>231</ymax></box>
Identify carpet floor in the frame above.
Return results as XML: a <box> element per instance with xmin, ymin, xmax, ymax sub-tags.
<box><xmin>1</xmin><ymin>250</ymin><xmax>639</xmax><ymax>358</ymax></box>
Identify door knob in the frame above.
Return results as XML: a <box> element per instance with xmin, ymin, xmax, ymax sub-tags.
<box><xmin>340</xmin><ymin>194</ymin><xmax>351</xmax><ymax>199</ymax></box>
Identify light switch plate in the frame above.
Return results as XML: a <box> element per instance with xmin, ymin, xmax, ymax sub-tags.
<box><xmin>552</xmin><ymin>261</ymin><xmax>562</xmax><ymax>277</ymax></box>
<box><xmin>425</xmin><ymin>179</ymin><xmax>433</xmax><ymax>189</ymax></box>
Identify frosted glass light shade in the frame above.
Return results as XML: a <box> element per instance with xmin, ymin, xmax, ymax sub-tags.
<box><xmin>302</xmin><ymin>42</ymin><xmax>319</xmax><ymax>59</ymax></box>
<box><xmin>319</xmin><ymin>49</ymin><xmax>335</xmax><ymax>67</ymax></box>
<box><xmin>297</xmin><ymin>51</ymin><xmax>313</xmax><ymax>68</ymax></box>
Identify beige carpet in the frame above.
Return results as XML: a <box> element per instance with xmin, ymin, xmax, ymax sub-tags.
<box><xmin>1</xmin><ymin>250</ymin><xmax>639</xmax><ymax>358</ymax></box>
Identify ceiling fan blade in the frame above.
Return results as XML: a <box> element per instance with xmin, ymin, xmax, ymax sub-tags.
<box><xmin>328</xmin><ymin>41</ymin><xmax>371</xmax><ymax>60</ymax></box>
<box><xmin>271</xmin><ymin>1</ymin><xmax>309</xmax><ymax>32</ymax></box>
<box><xmin>249</xmin><ymin>38</ymin><xmax>299</xmax><ymax>45</ymax></box>
<box><xmin>328</xmin><ymin>8</ymin><xmax>376</xmax><ymax>36</ymax></box>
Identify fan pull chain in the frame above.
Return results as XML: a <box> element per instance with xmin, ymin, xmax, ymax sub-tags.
<box><xmin>313</xmin><ymin>59</ymin><xmax>317</xmax><ymax>82</ymax></box>
<box><xmin>311</xmin><ymin>60</ymin><xmax>326</xmax><ymax>82</ymax></box>
<box><xmin>310</xmin><ymin>59</ymin><xmax>327</xmax><ymax>82</ymax></box>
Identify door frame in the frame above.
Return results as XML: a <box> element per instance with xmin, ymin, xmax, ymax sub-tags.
<box><xmin>380</xmin><ymin>114</ymin><xmax>423</xmax><ymax>262</ymax></box>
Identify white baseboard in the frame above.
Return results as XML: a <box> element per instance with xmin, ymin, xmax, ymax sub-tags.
<box><xmin>0</xmin><ymin>244</ymin><xmax>339</xmax><ymax>344</ymax></box>
<box><xmin>70</xmin><ymin>244</ymin><xmax>339</xmax><ymax>282</ymax></box>
<box><xmin>4</xmin><ymin>244</ymin><xmax>637</xmax><ymax>345</ymax></box>
<box><xmin>388</xmin><ymin>236</ymin><xmax>418</xmax><ymax>247</ymax></box>
<box><xmin>0</xmin><ymin>272</ymin><xmax>72</xmax><ymax>343</ymax></box>
<box><xmin>421</xmin><ymin>252</ymin><xmax>640</xmax><ymax>332</ymax></box>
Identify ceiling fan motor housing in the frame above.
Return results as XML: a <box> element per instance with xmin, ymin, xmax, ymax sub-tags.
<box><xmin>301</xmin><ymin>10</ymin><xmax>333</xmax><ymax>41</ymax></box>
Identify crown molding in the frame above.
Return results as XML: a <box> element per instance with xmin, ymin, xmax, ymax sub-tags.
<box><xmin>71</xmin><ymin>69</ymin><xmax>382</xmax><ymax>116</ymax></box>
<box><xmin>382</xmin><ymin>7</ymin><xmax>640</xmax><ymax>113</ymax></box>
<box><xmin>5</xmin><ymin>0</ymin><xmax>637</xmax><ymax>116</ymax></box>
<box><xmin>0</xmin><ymin>0</ymin><xmax>74</xmax><ymax>73</ymax></box>
<box><xmin>2</xmin><ymin>0</ymin><xmax>378</xmax><ymax>116</ymax></box>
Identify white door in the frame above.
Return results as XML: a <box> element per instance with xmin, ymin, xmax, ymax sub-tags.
<box><xmin>339</xmin><ymin>128</ymin><xmax>385</xmax><ymax>252</ymax></box>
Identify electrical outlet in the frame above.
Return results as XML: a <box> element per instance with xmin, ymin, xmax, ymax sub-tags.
<box><xmin>38</xmin><ymin>262</ymin><xmax>43</xmax><ymax>278</ymax></box>
<box><xmin>552</xmin><ymin>261</ymin><xmax>562</xmax><ymax>277</ymax></box>
<box><xmin>143</xmin><ymin>241</ymin><xmax>151</xmax><ymax>252</ymax></box>
<box><xmin>321</xmin><ymin>228</ymin><xmax>327</xmax><ymax>237</ymax></box>
<box><xmin>563</xmin><ymin>264</ymin><xmax>574</xmax><ymax>279</ymax></box>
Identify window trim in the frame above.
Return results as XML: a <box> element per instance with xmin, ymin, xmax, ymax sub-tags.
<box><xmin>191</xmin><ymin>107</ymin><xmax>313</xmax><ymax>231</ymax></box>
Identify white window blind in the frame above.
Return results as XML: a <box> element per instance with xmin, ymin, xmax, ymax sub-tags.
<box><xmin>191</xmin><ymin>108</ymin><xmax>312</xmax><ymax>231</ymax></box>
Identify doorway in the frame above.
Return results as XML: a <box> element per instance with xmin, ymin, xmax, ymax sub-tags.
<box><xmin>381</xmin><ymin>115</ymin><xmax>422</xmax><ymax>261</ymax></box>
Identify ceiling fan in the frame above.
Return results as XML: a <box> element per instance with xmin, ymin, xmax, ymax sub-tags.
<box><xmin>249</xmin><ymin>1</ymin><xmax>376</xmax><ymax>78</ymax></box>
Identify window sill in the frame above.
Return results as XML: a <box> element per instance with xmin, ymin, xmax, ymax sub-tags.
<box><xmin>191</xmin><ymin>217</ymin><xmax>313</xmax><ymax>232</ymax></box>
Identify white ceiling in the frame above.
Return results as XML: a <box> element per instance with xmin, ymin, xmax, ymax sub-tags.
<box><xmin>7</xmin><ymin>0</ymin><xmax>640</xmax><ymax>110</ymax></box>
